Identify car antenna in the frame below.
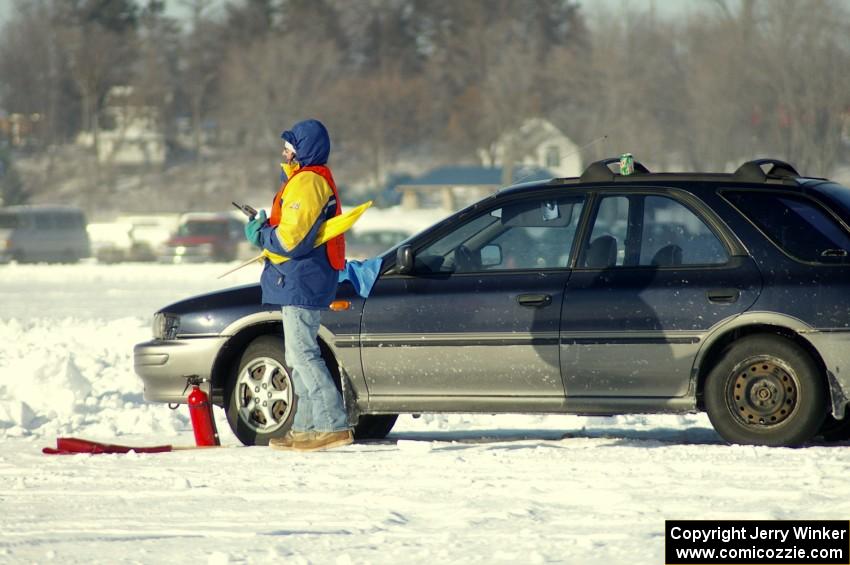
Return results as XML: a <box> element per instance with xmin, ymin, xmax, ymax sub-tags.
<box><xmin>510</xmin><ymin>134</ymin><xmax>608</xmax><ymax>185</ymax></box>
<box><xmin>217</xmin><ymin>254</ymin><xmax>264</xmax><ymax>279</ymax></box>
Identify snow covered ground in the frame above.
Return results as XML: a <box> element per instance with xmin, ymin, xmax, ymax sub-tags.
<box><xmin>2</xmin><ymin>261</ymin><xmax>850</xmax><ymax>564</ymax></box>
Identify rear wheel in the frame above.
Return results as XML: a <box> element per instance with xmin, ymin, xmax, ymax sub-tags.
<box><xmin>225</xmin><ymin>335</ymin><xmax>295</xmax><ymax>446</ymax></box>
<box><xmin>705</xmin><ymin>335</ymin><xmax>826</xmax><ymax>447</ymax></box>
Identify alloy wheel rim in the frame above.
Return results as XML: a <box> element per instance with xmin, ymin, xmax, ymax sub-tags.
<box><xmin>727</xmin><ymin>356</ymin><xmax>799</xmax><ymax>427</ymax></box>
<box><xmin>236</xmin><ymin>356</ymin><xmax>293</xmax><ymax>434</ymax></box>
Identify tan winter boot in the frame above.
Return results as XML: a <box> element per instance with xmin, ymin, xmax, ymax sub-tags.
<box><xmin>269</xmin><ymin>430</ymin><xmax>314</xmax><ymax>451</ymax></box>
<box><xmin>290</xmin><ymin>429</ymin><xmax>354</xmax><ymax>452</ymax></box>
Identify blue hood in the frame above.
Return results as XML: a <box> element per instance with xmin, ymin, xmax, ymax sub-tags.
<box><xmin>281</xmin><ymin>119</ymin><xmax>330</xmax><ymax>167</ymax></box>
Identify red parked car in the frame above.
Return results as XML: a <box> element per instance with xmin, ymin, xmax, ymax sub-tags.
<box><xmin>159</xmin><ymin>213</ymin><xmax>246</xmax><ymax>263</ymax></box>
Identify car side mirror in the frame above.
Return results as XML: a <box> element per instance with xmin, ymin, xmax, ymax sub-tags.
<box><xmin>481</xmin><ymin>244</ymin><xmax>502</xmax><ymax>267</ymax></box>
<box><xmin>396</xmin><ymin>244</ymin><xmax>414</xmax><ymax>274</ymax></box>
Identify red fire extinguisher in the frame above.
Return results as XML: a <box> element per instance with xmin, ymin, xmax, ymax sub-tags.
<box><xmin>185</xmin><ymin>375</ymin><xmax>220</xmax><ymax>447</ymax></box>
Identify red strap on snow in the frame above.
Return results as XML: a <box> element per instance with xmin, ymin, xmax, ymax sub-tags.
<box><xmin>42</xmin><ymin>437</ymin><xmax>174</xmax><ymax>455</ymax></box>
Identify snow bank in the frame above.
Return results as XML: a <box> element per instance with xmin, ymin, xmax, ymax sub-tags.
<box><xmin>0</xmin><ymin>316</ymin><xmax>187</xmax><ymax>439</ymax></box>
<box><xmin>0</xmin><ymin>263</ymin><xmax>262</xmax><ymax>440</ymax></box>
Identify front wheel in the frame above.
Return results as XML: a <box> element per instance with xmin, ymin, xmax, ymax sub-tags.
<box><xmin>225</xmin><ymin>335</ymin><xmax>295</xmax><ymax>446</ymax></box>
<box><xmin>704</xmin><ymin>335</ymin><xmax>826</xmax><ymax>447</ymax></box>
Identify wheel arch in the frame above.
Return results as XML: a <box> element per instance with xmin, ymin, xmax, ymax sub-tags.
<box><xmin>693</xmin><ymin>319</ymin><xmax>830</xmax><ymax>414</ymax></box>
<box><xmin>209</xmin><ymin>316</ymin><xmax>349</xmax><ymax>407</ymax></box>
<box><xmin>210</xmin><ymin>320</ymin><xmax>282</xmax><ymax>405</ymax></box>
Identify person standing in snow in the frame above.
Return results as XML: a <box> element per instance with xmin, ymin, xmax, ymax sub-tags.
<box><xmin>244</xmin><ymin>118</ymin><xmax>352</xmax><ymax>452</ymax></box>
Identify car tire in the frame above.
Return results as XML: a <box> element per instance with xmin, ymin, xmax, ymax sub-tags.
<box><xmin>225</xmin><ymin>335</ymin><xmax>296</xmax><ymax>446</ymax></box>
<box><xmin>354</xmin><ymin>414</ymin><xmax>398</xmax><ymax>440</ymax></box>
<box><xmin>705</xmin><ymin>335</ymin><xmax>826</xmax><ymax>447</ymax></box>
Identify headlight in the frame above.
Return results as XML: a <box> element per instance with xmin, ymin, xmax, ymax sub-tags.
<box><xmin>152</xmin><ymin>312</ymin><xmax>180</xmax><ymax>340</ymax></box>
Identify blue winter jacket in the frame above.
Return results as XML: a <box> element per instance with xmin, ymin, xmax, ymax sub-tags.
<box><xmin>254</xmin><ymin>119</ymin><xmax>339</xmax><ymax>308</ymax></box>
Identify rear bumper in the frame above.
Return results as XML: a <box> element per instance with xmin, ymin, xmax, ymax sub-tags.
<box><xmin>134</xmin><ymin>337</ymin><xmax>227</xmax><ymax>403</ymax></box>
<box><xmin>804</xmin><ymin>330</ymin><xmax>850</xmax><ymax>418</ymax></box>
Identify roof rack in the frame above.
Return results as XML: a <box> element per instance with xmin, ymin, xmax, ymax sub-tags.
<box><xmin>579</xmin><ymin>157</ymin><xmax>650</xmax><ymax>183</ymax></box>
<box><xmin>733</xmin><ymin>158</ymin><xmax>800</xmax><ymax>182</ymax></box>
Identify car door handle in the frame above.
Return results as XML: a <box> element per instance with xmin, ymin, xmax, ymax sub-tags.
<box><xmin>516</xmin><ymin>293</ymin><xmax>552</xmax><ymax>308</ymax></box>
<box><xmin>706</xmin><ymin>288</ymin><xmax>740</xmax><ymax>304</ymax></box>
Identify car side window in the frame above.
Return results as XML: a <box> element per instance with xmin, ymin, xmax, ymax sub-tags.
<box><xmin>584</xmin><ymin>194</ymin><xmax>728</xmax><ymax>268</ymax></box>
<box><xmin>54</xmin><ymin>213</ymin><xmax>82</xmax><ymax>229</ymax></box>
<box><xmin>414</xmin><ymin>196</ymin><xmax>585</xmax><ymax>273</ymax></box>
<box><xmin>639</xmin><ymin>196</ymin><xmax>728</xmax><ymax>266</ymax></box>
<box><xmin>0</xmin><ymin>212</ymin><xmax>17</xmax><ymax>229</ymax></box>
<box><xmin>40</xmin><ymin>213</ymin><xmax>58</xmax><ymax>230</ymax></box>
<box><xmin>586</xmin><ymin>196</ymin><xmax>629</xmax><ymax>267</ymax></box>
<box><xmin>724</xmin><ymin>191</ymin><xmax>850</xmax><ymax>263</ymax></box>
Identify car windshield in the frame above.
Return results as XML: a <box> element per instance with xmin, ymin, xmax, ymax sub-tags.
<box><xmin>178</xmin><ymin>221</ymin><xmax>228</xmax><ymax>237</ymax></box>
<box><xmin>349</xmin><ymin>231</ymin><xmax>409</xmax><ymax>246</ymax></box>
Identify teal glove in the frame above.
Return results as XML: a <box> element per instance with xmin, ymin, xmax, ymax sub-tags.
<box><xmin>244</xmin><ymin>209</ymin><xmax>267</xmax><ymax>247</ymax></box>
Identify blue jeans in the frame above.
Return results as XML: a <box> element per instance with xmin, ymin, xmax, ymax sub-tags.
<box><xmin>282</xmin><ymin>306</ymin><xmax>349</xmax><ymax>433</ymax></box>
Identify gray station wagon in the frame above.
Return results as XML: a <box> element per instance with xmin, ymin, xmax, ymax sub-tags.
<box><xmin>134</xmin><ymin>157</ymin><xmax>850</xmax><ymax>447</ymax></box>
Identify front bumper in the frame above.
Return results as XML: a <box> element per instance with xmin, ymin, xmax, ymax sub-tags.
<box><xmin>134</xmin><ymin>337</ymin><xmax>227</xmax><ymax>403</ymax></box>
<box><xmin>158</xmin><ymin>245</ymin><xmax>216</xmax><ymax>264</ymax></box>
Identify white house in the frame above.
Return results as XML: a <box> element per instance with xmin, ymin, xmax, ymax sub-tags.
<box><xmin>77</xmin><ymin>86</ymin><xmax>166</xmax><ymax>166</ymax></box>
<box><xmin>479</xmin><ymin>118</ymin><xmax>582</xmax><ymax>179</ymax></box>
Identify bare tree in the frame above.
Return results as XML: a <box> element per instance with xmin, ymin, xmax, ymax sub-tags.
<box><xmin>329</xmin><ymin>70</ymin><xmax>428</xmax><ymax>188</ymax></box>
<box><xmin>133</xmin><ymin>1</ymin><xmax>181</xmax><ymax>152</ymax></box>
<box><xmin>0</xmin><ymin>1</ymin><xmax>71</xmax><ymax>145</ymax></box>
<box><xmin>217</xmin><ymin>32</ymin><xmax>342</xmax><ymax>149</ymax></box>
<box><xmin>753</xmin><ymin>0</ymin><xmax>850</xmax><ymax>176</ymax></box>
<box><xmin>679</xmin><ymin>0</ymin><xmax>850</xmax><ymax>174</ymax></box>
<box><xmin>180</xmin><ymin>0</ymin><xmax>223</xmax><ymax>160</ymax></box>
<box><xmin>53</xmin><ymin>0</ymin><xmax>139</xmax><ymax>158</ymax></box>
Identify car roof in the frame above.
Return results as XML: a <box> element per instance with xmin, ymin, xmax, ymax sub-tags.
<box><xmin>1</xmin><ymin>205</ymin><xmax>85</xmax><ymax>214</ymax></box>
<box><xmin>179</xmin><ymin>212</ymin><xmax>236</xmax><ymax>222</ymax></box>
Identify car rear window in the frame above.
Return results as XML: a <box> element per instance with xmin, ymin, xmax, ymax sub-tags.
<box><xmin>813</xmin><ymin>182</ymin><xmax>850</xmax><ymax>224</ymax></box>
<box><xmin>724</xmin><ymin>190</ymin><xmax>850</xmax><ymax>263</ymax></box>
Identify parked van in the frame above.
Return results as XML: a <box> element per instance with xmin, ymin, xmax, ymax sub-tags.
<box><xmin>0</xmin><ymin>205</ymin><xmax>91</xmax><ymax>264</ymax></box>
